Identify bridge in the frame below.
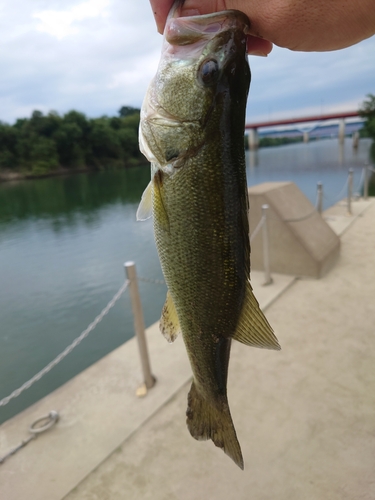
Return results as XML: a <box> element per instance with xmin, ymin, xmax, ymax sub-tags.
<box><xmin>245</xmin><ymin>111</ymin><xmax>362</xmax><ymax>149</ymax></box>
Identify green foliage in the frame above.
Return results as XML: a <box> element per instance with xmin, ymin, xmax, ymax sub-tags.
<box><xmin>0</xmin><ymin>122</ymin><xmax>19</xmax><ymax>169</ymax></box>
<box><xmin>118</xmin><ymin>105</ymin><xmax>139</xmax><ymax>118</ymax></box>
<box><xmin>0</xmin><ymin>106</ymin><xmax>143</xmax><ymax>175</ymax></box>
<box><xmin>359</xmin><ymin>94</ymin><xmax>375</xmax><ymax>140</ymax></box>
<box><xmin>259</xmin><ymin>136</ymin><xmax>303</xmax><ymax>148</ymax></box>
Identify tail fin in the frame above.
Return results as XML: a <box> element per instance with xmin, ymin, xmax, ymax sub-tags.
<box><xmin>186</xmin><ymin>382</ymin><xmax>244</xmax><ymax>470</ymax></box>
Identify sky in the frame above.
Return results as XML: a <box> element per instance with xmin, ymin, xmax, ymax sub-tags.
<box><xmin>1</xmin><ymin>0</ymin><xmax>374</xmax><ymax>125</ymax></box>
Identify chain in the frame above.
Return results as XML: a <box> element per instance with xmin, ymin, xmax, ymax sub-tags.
<box><xmin>0</xmin><ymin>411</ymin><xmax>59</xmax><ymax>465</ymax></box>
<box><xmin>0</xmin><ymin>281</ymin><xmax>130</xmax><ymax>408</ymax></box>
<box><xmin>0</xmin><ymin>434</ymin><xmax>36</xmax><ymax>465</ymax></box>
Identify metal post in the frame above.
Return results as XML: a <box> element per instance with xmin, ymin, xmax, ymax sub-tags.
<box><xmin>261</xmin><ymin>204</ymin><xmax>273</xmax><ymax>286</ymax></box>
<box><xmin>347</xmin><ymin>169</ymin><xmax>353</xmax><ymax>215</ymax></box>
<box><xmin>124</xmin><ymin>261</ymin><xmax>156</xmax><ymax>396</ymax></box>
<box><xmin>364</xmin><ymin>163</ymin><xmax>369</xmax><ymax>200</ymax></box>
<box><xmin>317</xmin><ymin>182</ymin><xmax>323</xmax><ymax>214</ymax></box>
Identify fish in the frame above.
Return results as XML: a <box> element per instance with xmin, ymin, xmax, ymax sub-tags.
<box><xmin>137</xmin><ymin>2</ymin><xmax>280</xmax><ymax>470</ymax></box>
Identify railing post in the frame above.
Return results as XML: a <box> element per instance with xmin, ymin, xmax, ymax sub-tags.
<box><xmin>364</xmin><ymin>163</ymin><xmax>369</xmax><ymax>200</ymax></box>
<box><xmin>261</xmin><ymin>204</ymin><xmax>273</xmax><ymax>286</ymax></box>
<box><xmin>317</xmin><ymin>182</ymin><xmax>323</xmax><ymax>214</ymax></box>
<box><xmin>124</xmin><ymin>261</ymin><xmax>156</xmax><ymax>396</ymax></box>
<box><xmin>347</xmin><ymin>168</ymin><xmax>353</xmax><ymax>215</ymax></box>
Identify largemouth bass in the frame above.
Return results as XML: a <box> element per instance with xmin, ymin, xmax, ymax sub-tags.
<box><xmin>137</xmin><ymin>3</ymin><xmax>280</xmax><ymax>469</ymax></box>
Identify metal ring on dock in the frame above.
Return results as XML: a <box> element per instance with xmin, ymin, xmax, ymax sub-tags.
<box><xmin>29</xmin><ymin>411</ymin><xmax>59</xmax><ymax>435</ymax></box>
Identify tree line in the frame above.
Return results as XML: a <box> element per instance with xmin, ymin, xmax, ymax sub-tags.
<box><xmin>0</xmin><ymin>106</ymin><xmax>144</xmax><ymax>176</ymax></box>
<box><xmin>1</xmin><ymin>96</ymin><xmax>374</xmax><ymax>177</ymax></box>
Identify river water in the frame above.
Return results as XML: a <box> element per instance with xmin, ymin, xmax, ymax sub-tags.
<box><xmin>0</xmin><ymin>137</ymin><xmax>372</xmax><ymax>424</ymax></box>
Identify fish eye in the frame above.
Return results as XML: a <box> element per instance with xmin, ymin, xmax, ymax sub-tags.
<box><xmin>199</xmin><ymin>59</ymin><xmax>219</xmax><ymax>86</ymax></box>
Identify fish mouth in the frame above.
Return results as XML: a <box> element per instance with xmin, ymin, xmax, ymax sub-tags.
<box><xmin>165</xmin><ymin>4</ymin><xmax>250</xmax><ymax>47</ymax></box>
<box><xmin>142</xmin><ymin>101</ymin><xmax>199</xmax><ymax>128</ymax></box>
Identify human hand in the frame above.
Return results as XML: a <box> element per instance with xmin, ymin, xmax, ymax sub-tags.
<box><xmin>150</xmin><ymin>0</ymin><xmax>375</xmax><ymax>53</ymax></box>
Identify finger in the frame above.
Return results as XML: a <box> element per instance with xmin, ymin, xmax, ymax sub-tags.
<box><xmin>246</xmin><ymin>35</ymin><xmax>273</xmax><ymax>56</ymax></box>
<box><xmin>150</xmin><ymin>0</ymin><xmax>175</xmax><ymax>34</ymax></box>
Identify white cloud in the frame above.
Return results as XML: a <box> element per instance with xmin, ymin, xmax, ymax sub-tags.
<box><xmin>108</xmin><ymin>50</ymin><xmax>160</xmax><ymax>90</ymax></box>
<box><xmin>33</xmin><ymin>0</ymin><xmax>110</xmax><ymax>39</ymax></box>
<box><xmin>0</xmin><ymin>0</ymin><xmax>374</xmax><ymax>124</ymax></box>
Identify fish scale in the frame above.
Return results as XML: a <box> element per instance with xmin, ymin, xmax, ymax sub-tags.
<box><xmin>137</xmin><ymin>2</ymin><xmax>280</xmax><ymax>469</ymax></box>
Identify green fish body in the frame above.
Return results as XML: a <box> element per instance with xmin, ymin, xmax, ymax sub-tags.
<box><xmin>138</xmin><ymin>6</ymin><xmax>280</xmax><ymax>469</ymax></box>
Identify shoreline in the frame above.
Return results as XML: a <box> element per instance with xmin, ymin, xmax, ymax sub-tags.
<box><xmin>0</xmin><ymin>167</ymin><xmax>91</xmax><ymax>184</ymax></box>
<box><xmin>0</xmin><ymin>163</ymin><xmax>147</xmax><ymax>184</ymax></box>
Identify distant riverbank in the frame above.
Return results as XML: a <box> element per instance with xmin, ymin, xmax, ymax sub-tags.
<box><xmin>0</xmin><ymin>166</ymin><xmax>92</xmax><ymax>183</ymax></box>
<box><xmin>0</xmin><ymin>107</ymin><xmax>144</xmax><ymax>180</ymax></box>
<box><xmin>0</xmin><ymin>162</ymin><xmax>147</xmax><ymax>184</ymax></box>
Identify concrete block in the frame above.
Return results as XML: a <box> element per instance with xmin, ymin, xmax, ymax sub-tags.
<box><xmin>248</xmin><ymin>182</ymin><xmax>340</xmax><ymax>278</ymax></box>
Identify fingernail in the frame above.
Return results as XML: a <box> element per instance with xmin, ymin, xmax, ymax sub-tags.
<box><xmin>248</xmin><ymin>51</ymin><xmax>269</xmax><ymax>57</ymax></box>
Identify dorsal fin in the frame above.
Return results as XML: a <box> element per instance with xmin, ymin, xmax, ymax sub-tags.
<box><xmin>232</xmin><ymin>280</ymin><xmax>281</xmax><ymax>350</ymax></box>
<box><xmin>160</xmin><ymin>291</ymin><xmax>181</xmax><ymax>343</ymax></box>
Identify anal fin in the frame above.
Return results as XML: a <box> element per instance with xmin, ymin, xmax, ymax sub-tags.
<box><xmin>233</xmin><ymin>280</ymin><xmax>281</xmax><ymax>350</ymax></box>
<box><xmin>160</xmin><ymin>291</ymin><xmax>181</xmax><ymax>343</ymax></box>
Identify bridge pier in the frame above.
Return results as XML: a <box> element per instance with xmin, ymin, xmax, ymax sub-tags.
<box><xmin>338</xmin><ymin>119</ymin><xmax>346</xmax><ymax>144</ymax></box>
<box><xmin>303</xmin><ymin>131</ymin><xmax>309</xmax><ymax>143</ymax></box>
<box><xmin>248</xmin><ymin>128</ymin><xmax>259</xmax><ymax>150</ymax></box>
<box><xmin>352</xmin><ymin>131</ymin><xmax>359</xmax><ymax>149</ymax></box>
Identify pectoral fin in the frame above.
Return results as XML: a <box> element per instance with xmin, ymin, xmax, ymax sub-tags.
<box><xmin>160</xmin><ymin>291</ymin><xmax>181</xmax><ymax>343</ymax></box>
<box><xmin>233</xmin><ymin>280</ymin><xmax>281</xmax><ymax>350</ymax></box>
<box><xmin>136</xmin><ymin>181</ymin><xmax>153</xmax><ymax>221</ymax></box>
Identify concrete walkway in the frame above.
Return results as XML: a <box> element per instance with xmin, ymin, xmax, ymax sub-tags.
<box><xmin>1</xmin><ymin>198</ymin><xmax>374</xmax><ymax>500</ymax></box>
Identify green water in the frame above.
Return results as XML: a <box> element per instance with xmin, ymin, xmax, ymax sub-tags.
<box><xmin>0</xmin><ymin>167</ymin><xmax>167</xmax><ymax>424</ymax></box>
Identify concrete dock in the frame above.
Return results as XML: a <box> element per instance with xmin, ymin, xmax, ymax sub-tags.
<box><xmin>0</xmin><ymin>198</ymin><xmax>374</xmax><ymax>500</ymax></box>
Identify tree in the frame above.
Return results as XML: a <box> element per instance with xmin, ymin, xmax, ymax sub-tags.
<box><xmin>0</xmin><ymin>122</ymin><xmax>19</xmax><ymax>169</ymax></box>
<box><xmin>29</xmin><ymin>136</ymin><xmax>59</xmax><ymax>174</ymax></box>
<box><xmin>118</xmin><ymin>105</ymin><xmax>140</xmax><ymax>118</ymax></box>
<box><xmin>0</xmin><ymin>107</ymin><xmax>144</xmax><ymax>174</ymax></box>
<box><xmin>359</xmin><ymin>94</ymin><xmax>375</xmax><ymax>139</ymax></box>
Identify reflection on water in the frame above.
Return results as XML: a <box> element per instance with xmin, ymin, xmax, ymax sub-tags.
<box><xmin>246</xmin><ymin>138</ymin><xmax>372</xmax><ymax>207</ymax></box>
<box><xmin>0</xmin><ymin>138</ymin><xmax>373</xmax><ymax>424</ymax></box>
<box><xmin>0</xmin><ymin>167</ymin><xmax>150</xmax><ymax>226</ymax></box>
<box><xmin>0</xmin><ymin>166</ymin><xmax>168</xmax><ymax>424</ymax></box>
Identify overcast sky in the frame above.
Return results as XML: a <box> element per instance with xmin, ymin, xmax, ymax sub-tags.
<box><xmin>1</xmin><ymin>0</ymin><xmax>374</xmax><ymax>125</ymax></box>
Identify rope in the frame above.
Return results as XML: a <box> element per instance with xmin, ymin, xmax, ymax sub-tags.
<box><xmin>355</xmin><ymin>167</ymin><xmax>366</xmax><ymax>195</ymax></box>
<box><xmin>324</xmin><ymin>175</ymin><xmax>349</xmax><ymax>205</ymax></box>
<box><xmin>0</xmin><ymin>280</ymin><xmax>130</xmax><ymax>408</ymax></box>
<box><xmin>250</xmin><ymin>217</ymin><xmax>264</xmax><ymax>243</ymax></box>
<box><xmin>283</xmin><ymin>190</ymin><xmax>319</xmax><ymax>222</ymax></box>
